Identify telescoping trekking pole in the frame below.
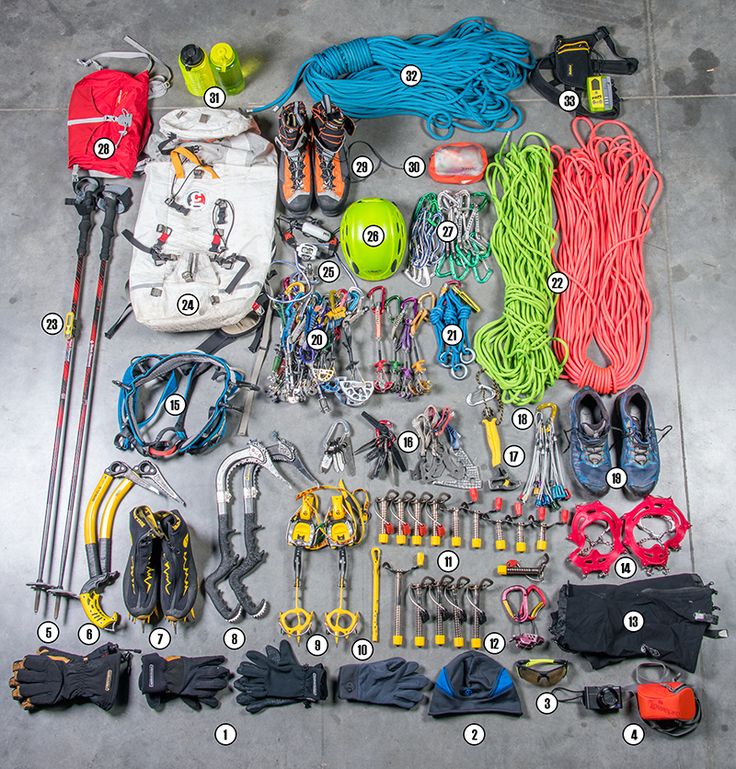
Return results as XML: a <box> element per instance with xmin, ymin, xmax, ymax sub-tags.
<box><xmin>49</xmin><ymin>184</ymin><xmax>133</xmax><ymax>620</ymax></box>
<box><xmin>29</xmin><ymin>178</ymin><xmax>100</xmax><ymax>612</ymax></box>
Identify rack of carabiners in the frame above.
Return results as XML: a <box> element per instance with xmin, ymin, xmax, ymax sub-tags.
<box><xmin>279</xmin><ymin>482</ymin><xmax>370</xmax><ymax>644</ymax></box>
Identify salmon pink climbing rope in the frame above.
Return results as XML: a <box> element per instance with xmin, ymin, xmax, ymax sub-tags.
<box><xmin>551</xmin><ymin>117</ymin><xmax>662</xmax><ymax>394</ymax></box>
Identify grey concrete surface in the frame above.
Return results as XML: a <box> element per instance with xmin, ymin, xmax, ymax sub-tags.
<box><xmin>0</xmin><ymin>1</ymin><xmax>733</xmax><ymax>768</ymax></box>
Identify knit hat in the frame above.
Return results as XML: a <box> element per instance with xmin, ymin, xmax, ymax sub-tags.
<box><xmin>429</xmin><ymin>651</ymin><xmax>523</xmax><ymax>717</ymax></box>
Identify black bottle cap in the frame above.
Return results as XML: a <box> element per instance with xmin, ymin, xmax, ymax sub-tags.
<box><xmin>180</xmin><ymin>44</ymin><xmax>204</xmax><ymax>69</ymax></box>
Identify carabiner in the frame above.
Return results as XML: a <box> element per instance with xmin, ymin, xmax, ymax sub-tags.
<box><xmin>367</xmin><ymin>285</ymin><xmax>386</xmax><ymax>313</ymax></box>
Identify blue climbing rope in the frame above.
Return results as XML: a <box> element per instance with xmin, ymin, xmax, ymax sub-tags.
<box><xmin>251</xmin><ymin>17</ymin><xmax>534</xmax><ymax>139</ymax></box>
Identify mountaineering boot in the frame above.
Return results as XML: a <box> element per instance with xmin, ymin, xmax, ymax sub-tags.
<box><xmin>275</xmin><ymin>101</ymin><xmax>312</xmax><ymax>217</ymax></box>
<box><xmin>569</xmin><ymin>387</ymin><xmax>612</xmax><ymax>496</ymax></box>
<box><xmin>312</xmin><ymin>99</ymin><xmax>354</xmax><ymax>217</ymax></box>
<box><xmin>159</xmin><ymin>510</ymin><xmax>198</xmax><ymax>624</ymax></box>
<box><xmin>123</xmin><ymin>507</ymin><xmax>163</xmax><ymax>623</ymax></box>
<box><xmin>614</xmin><ymin>384</ymin><xmax>660</xmax><ymax>497</ymax></box>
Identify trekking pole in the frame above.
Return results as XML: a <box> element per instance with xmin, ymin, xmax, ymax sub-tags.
<box><xmin>29</xmin><ymin>178</ymin><xmax>100</xmax><ymax>612</ymax></box>
<box><xmin>49</xmin><ymin>184</ymin><xmax>133</xmax><ymax>620</ymax></box>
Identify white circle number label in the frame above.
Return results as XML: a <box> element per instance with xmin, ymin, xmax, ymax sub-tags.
<box><xmin>351</xmin><ymin>155</ymin><xmax>374</xmax><ymax>178</ymax></box>
<box><xmin>463</xmin><ymin>723</ymin><xmax>485</xmax><ymax>746</ymax></box>
<box><xmin>223</xmin><ymin>628</ymin><xmax>246</xmax><ymax>650</ymax></box>
<box><xmin>511</xmin><ymin>408</ymin><xmax>534</xmax><ymax>430</ymax></box>
<box><xmin>41</xmin><ymin>312</ymin><xmax>64</xmax><ymax>335</ymax></box>
<box><xmin>398</xmin><ymin>430</ymin><xmax>420</xmax><ymax>453</ymax></box>
<box><xmin>403</xmin><ymin>155</ymin><xmax>426</xmax><ymax>178</ymax></box>
<box><xmin>622</xmin><ymin>723</ymin><xmax>645</xmax><ymax>746</ymax></box>
<box><xmin>503</xmin><ymin>445</ymin><xmax>526</xmax><ymax>467</ymax></box>
<box><xmin>37</xmin><ymin>621</ymin><xmax>60</xmax><ymax>644</ymax></box>
<box><xmin>318</xmin><ymin>260</ymin><xmax>340</xmax><ymax>284</ymax></box>
<box><xmin>547</xmin><ymin>271</ymin><xmax>570</xmax><ymax>294</ymax></box>
<box><xmin>307</xmin><ymin>329</ymin><xmax>328</xmax><ymax>351</ymax></box>
<box><xmin>558</xmin><ymin>90</ymin><xmax>580</xmax><ymax>112</ymax></box>
<box><xmin>149</xmin><ymin>628</ymin><xmax>172</xmax><ymax>650</ymax></box>
<box><xmin>363</xmin><ymin>225</ymin><xmax>385</xmax><ymax>247</ymax></box>
<box><xmin>400</xmin><ymin>65</ymin><xmax>423</xmax><ymax>86</ymax></box>
<box><xmin>615</xmin><ymin>556</ymin><xmax>638</xmax><ymax>580</ymax></box>
<box><xmin>214</xmin><ymin>723</ymin><xmax>237</xmax><ymax>746</ymax></box>
<box><xmin>536</xmin><ymin>692</ymin><xmax>559</xmax><ymax>714</ymax></box>
<box><xmin>177</xmin><ymin>293</ymin><xmax>199</xmax><ymax>316</ymax></box>
<box><xmin>441</xmin><ymin>324</ymin><xmax>462</xmax><ymax>346</ymax></box>
<box><xmin>93</xmin><ymin>138</ymin><xmax>115</xmax><ymax>159</ymax></box>
<box><xmin>204</xmin><ymin>86</ymin><xmax>227</xmax><ymax>109</ymax></box>
<box><xmin>483</xmin><ymin>632</ymin><xmax>506</xmax><ymax>654</ymax></box>
<box><xmin>78</xmin><ymin>623</ymin><xmax>101</xmax><ymax>646</ymax></box>
<box><xmin>624</xmin><ymin>611</ymin><xmax>645</xmax><ymax>632</ymax></box>
<box><xmin>351</xmin><ymin>639</ymin><xmax>374</xmax><ymax>661</ymax></box>
<box><xmin>606</xmin><ymin>467</ymin><xmax>628</xmax><ymax>489</ymax></box>
<box><xmin>437</xmin><ymin>220</ymin><xmax>459</xmax><ymax>243</ymax></box>
<box><xmin>438</xmin><ymin>550</ymin><xmax>460</xmax><ymax>573</ymax></box>
<box><xmin>164</xmin><ymin>394</ymin><xmax>186</xmax><ymax>417</ymax></box>
<box><xmin>306</xmin><ymin>633</ymin><xmax>329</xmax><ymax>656</ymax></box>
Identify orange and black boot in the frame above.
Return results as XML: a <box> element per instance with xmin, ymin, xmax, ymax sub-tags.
<box><xmin>275</xmin><ymin>101</ymin><xmax>312</xmax><ymax>217</ymax></box>
<box><xmin>312</xmin><ymin>99</ymin><xmax>354</xmax><ymax>217</ymax></box>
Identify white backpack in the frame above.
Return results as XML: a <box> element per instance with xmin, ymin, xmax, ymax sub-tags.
<box><xmin>127</xmin><ymin>107</ymin><xmax>277</xmax><ymax>332</ymax></box>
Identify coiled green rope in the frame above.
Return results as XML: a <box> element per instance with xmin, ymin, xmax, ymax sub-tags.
<box><xmin>473</xmin><ymin>132</ymin><xmax>567</xmax><ymax>404</ymax></box>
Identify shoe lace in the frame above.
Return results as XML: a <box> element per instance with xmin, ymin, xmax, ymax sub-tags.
<box><xmin>316</xmin><ymin>147</ymin><xmax>336</xmax><ymax>190</ymax></box>
<box><xmin>286</xmin><ymin>152</ymin><xmax>306</xmax><ymax>190</ymax></box>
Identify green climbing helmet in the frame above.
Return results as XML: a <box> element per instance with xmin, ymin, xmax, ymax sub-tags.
<box><xmin>340</xmin><ymin>197</ymin><xmax>406</xmax><ymax>281</ymax></box>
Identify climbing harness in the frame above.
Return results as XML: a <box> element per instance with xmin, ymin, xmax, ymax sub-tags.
<box><xmin>78</xmin><ymin>460</ymin><xmax>183</xmax><ymax>631</ymax></box>
<box><xmin>430</xmin><ymin>282</ymin><xmax>479</xmax><ymax>380</ymax></box>
<box><xmin>473</xmin><ymin>132</ymin><xmax>566</xmax><ymax>404</ymax></box>
<box><xmin>204</xmin><ymin>434</ymin><xmax>315</xmax><ymax>622</ymax></box>
<box><xmin>115</xmin><ymin>351</ymin><xmax>250</xmax><ymax>458</ymax></box>
<box><xmin>501</xmin><ymin>584</ymin><xmax>547</xmax><ymax>649</ymax></box>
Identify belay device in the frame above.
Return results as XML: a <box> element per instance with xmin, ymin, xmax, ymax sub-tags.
<box><xmin>528</xmin><ymin>27</ymin><xmax>638</xmax><ymax>117</ymax></box>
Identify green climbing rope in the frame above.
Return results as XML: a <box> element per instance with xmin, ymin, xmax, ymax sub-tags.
<box><xmin>473</xmin><ymin>132</ymin><xmax>568</xmax><ymax>405</ymax></box>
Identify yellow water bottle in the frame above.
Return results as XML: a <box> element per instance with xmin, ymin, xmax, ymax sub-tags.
<box><xmin>210</xmin><ymin>43</ymin><xmax>245</xmax><ymax>95</ymax></box>
<box><xmin>178</xmin><ymin>44</ymin><xmax>217</xmax><ymax>97</ymax></box>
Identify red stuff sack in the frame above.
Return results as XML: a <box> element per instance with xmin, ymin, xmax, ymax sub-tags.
<box><xmin>67</xmin><ymin>68</ymin><xmax>151</xmax><ymax>178</ymax></box>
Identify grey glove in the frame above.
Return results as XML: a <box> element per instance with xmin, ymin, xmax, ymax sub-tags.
<box><xmin>337</xmin><ymin>657</ymin><xmax>430</xmax><ymax>709</ymax></box>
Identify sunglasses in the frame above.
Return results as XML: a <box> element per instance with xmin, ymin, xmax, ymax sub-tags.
<box><xmin>515</xmin><ymin>659</ymin><xmax>569</xmax><ymax>687</ymax></box>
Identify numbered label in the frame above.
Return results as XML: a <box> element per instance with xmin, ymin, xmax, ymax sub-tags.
<box><xmin>306</xmin><ymin>633</ymin><xmax>329</xmax><ymax>657</ymax></box>
<box><xmin>511</xmin><ymin>408</ymin><xmax>534</xmax><ymax>430</ymax></box>
<box><xmin>441</xmin><ymin>324</ymin><xmax>462</xmax><ymax>346</ymax></box>
<box><xmin>536</xmin><ymin>692</ymin><xmax>559</xmax><ymax>715</ymax></box>
<box><xmin>149</xmin><ymin>627</ymin><xmax>172</xmax><ymax>650</ymax></box>
<box><xmin>462</xmin><ymin>723</ymin><xmax>485</xmax><ymax>746</ymax></box>
<box><xmin>606</xmin><ymin>467</ymin><xmax>628</xmax><ymax>489</ymax></box>
<box><xmin>623</xmin><ymin>611</ymin><xmax>644</xmax><ymax>632</ymax></box>
<box><xmin>177</xmin><ymin>293</ymin><xmax>200</xmax><ymax>316</ymax></box>
<box><xmin>78</xmin><ymin>623</ymin><xmax>101</xmax><ymax>646</ymax></box>
<box><xmin>93</xmin><ymin>138</ymin><xmax>115</xmax><ymax>159</ymax></box>
<box><xmin>362</xmin><ymin>225</ymin><xmax>385</xmax><ymax>247</ymax></box>
<box><xmin>41</xmin><ymin>312</ymin><xmax>64</xmax><ymax>336</ymax></box>
<box><xmin>558</xmin><ymin>90</ymin><xmax>580</xmax><ymax>112</ymax></box>
<box><xmin>223</xmin><ymin>628</ymin><xmax>246</xmax><ymax>650</ymax></box>
<box><xmin>204</xmin><ymin>86</ymin><xmax>227</xmax><ymax>109</ymax></box>
<box><xmin>164</xmin><ymin>394</ymin><xmax>187</xmax><ymax>417</ymax></box>
<box><xmin>503</xmin><ymin>445</ymin><xmax>526</xmax><ymax>467</ymax></box>
<box><xmin>437</xmin><ymin>550</ymin><xmax>460</xmax><ymax>573</ymax></box>
<box><xmin>436</xmin><ymin>220</ymin><xmax>459</xmax><ymax>243</ymax></box>
<box><xmin>37</xmin><ymin>621</ymin><xmax>60</xmax><ymax>644</ymax></box>
<box><xmin>547</xmin><ymin>271</ymin><xmax>570</xmax><ymax>294</ymax></box>
<box><xmin>615</xmin><ymin>556</ymin><xmax>638</xmax><ymax>580</ymax></box>
<box><xmin>400</xmin><ymin>65</ymin><xmax>423</xmax><ymax>87</ymax></box>
<box><xmin>622</xmin><ymin>723</ymin><xmax>645</xmax><ymax>746</ymax></box>
<box><xmin>483</xmin><ymin>632</ymin><xmax>506</xmax><ymax>654</ymax></box>
<box><xmin>403</xmin><ymin>155</ymin><xmax>426</xmax><ymax>178</ymax></box>
<box><xmin>307</xmin><ymin>328</ymin><xmax>328</xmax><ymax>351</ymax></box>
<box><xmin>318</xmin><ymin>260</ymin><xmax>340</xmax><ymax>284</ymax></box>
<box><xmin>214</xmin><ymin>723</ymin><xmax>238</xmax><ymax>746</ymax></box>
<box><xmin>351</xmin><ymin>639</ymin><xmax>374</xmax><ymax>661</ymax></box>
<box><xmin>351</xmin><ymin>155</ymin><xmax>375</xmax><ymax>178</ymax></box>
<box><xmin>398</xmin><ymin>430</ymin><xmax>420</xmax><ymax>454</ymax></box>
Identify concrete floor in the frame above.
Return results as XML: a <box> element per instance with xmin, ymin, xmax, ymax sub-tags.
<box><xmin>1</xmin><ymin>1</ymin><xmax>733</xmax><ymax>768</ymax></box>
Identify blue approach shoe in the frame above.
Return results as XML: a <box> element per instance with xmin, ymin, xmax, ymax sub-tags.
<box><xmin>614</xmin><ymin>385</ymin><xmax>660</xmax><ymax>497</ymax></box>
<box><xmin>569</xmin><ymin>387</ymin><xmax>612</xmax><ymax>497</ymax></box>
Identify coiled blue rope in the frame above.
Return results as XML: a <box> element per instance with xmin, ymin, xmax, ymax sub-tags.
<box><xmin>252</xmin><ymin>17</ymin><xmax>534</xmax><ymax>139</ymax></box>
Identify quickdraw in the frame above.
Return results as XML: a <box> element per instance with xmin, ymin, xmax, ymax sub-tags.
<box><xmin>501</xmin><ymin>584</ymin><xmax>547</xmax><ymax>650</ymax></box>
<box><xmin>429</xmin><ymin>281</ymin><xmax>479</xmax><ymax>380</ymax></box>
<box><xmin>114</xmin><ymin>351</ymin><xmax>250</xmax><ymax>458</ymax></box>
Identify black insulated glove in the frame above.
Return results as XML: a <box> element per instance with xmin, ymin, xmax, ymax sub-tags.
<box><xmin>337</xmin><ymin>657</ymin><xmax>430</xmax><ymax>709</ymax></box>
<box><xmin>9</xmin><ymin>643</ymin><xmax>127</xmax><ymax>711</ymax></box>
<box><xmin>139</xmin><ymin>654</ymin><xmax>230</xmax><ymax>710</ymax></box>
<box><xmin>234</xmin><ymin>640</ymin><xmax>327</xmax><ymax>713</ymax></box>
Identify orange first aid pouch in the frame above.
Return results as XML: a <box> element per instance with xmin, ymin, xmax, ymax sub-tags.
<box><xmin>636</xmin><ymin>682</ymin><xmax>698</xmax><ymax>721</ymax></box>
